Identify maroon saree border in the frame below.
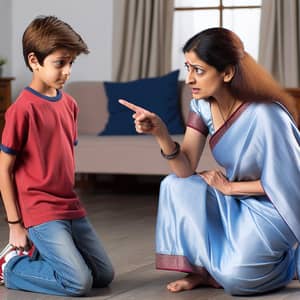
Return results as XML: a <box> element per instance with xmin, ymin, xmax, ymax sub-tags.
<box><xmin>209</xmin><ymin>102</ymin><xmax>250</xmax><ymax>150</ymax></box>
<box><xmin>156</xmin><ymin>253</ymin><xmax>206</xmax><ymax>274</ymax></box>
<box><xmin>186</xmin><ymin>111</ymin><xmax>209</xmax><ymax>136</ymax></box>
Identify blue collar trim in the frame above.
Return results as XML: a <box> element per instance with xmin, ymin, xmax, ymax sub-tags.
<box><xmin>25</xmin><ymin>87</ymin><xmax>62</xmax><ymax>102</ymax></box>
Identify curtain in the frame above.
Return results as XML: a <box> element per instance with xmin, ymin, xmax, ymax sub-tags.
<box><xmin>112</xmin><ymin>0</ymin><xmax>174</xmax><ymax>81</ymax></box>
<box><xmin>258</xmin><ymin>0</ymin><xmax>300</xmax><ymax>87</ymax></box>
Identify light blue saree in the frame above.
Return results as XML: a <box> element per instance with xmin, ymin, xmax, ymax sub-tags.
<box><xmin>156</xmin><ymin>100</ymin><xmax>300</xmax><ymax>295</ymax></box>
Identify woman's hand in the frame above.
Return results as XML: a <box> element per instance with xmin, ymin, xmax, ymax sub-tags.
<box><xmin>199</xmin><ymin>170</ymin><xmax>265</xmax><ymax>196</ymax></box>
<box><xmin>119</xmin><ymin>99</ymin><xmax>168</xmax><ymax>137</ymax></box>
<box><xmin>198</xmin><ymin>169</ymin><xmax>232</xmax><ymax>195</ymax></box>
<box><xmin>9</xmin><ymin>223</ymin><xmax>31</xmax><ymax>251</ymax></box>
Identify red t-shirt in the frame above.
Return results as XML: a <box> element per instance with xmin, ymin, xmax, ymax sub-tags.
<box><xmin>1</xmin><ymin>87</ymin><xmax>86</xmax><ymax>228</ymax></box>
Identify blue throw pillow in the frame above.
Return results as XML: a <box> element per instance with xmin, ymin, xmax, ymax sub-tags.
<box><xmin>100</xmin><ymin>70</ymin><xmax>184</xmax><ymax>135</ymax></box>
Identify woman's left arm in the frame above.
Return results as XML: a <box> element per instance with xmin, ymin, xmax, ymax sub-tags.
<box><xmin>199</xmin><ymin>169</ymin><xmax>265</xmax><ymax>196</ymax></box>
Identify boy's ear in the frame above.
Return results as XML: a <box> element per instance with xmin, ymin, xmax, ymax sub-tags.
<box><xmin>28</xmin><ymin>52</ymin><xmax>40</xmax><ymax>71</ymax></box>
<box><xmin>223</xmin><ymin>65</ymin><xmax>235</xmax><ymax>83</ymax></box>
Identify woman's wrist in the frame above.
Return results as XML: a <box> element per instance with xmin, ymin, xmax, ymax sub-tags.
<box><xmin>160</xmin><ymin>141</ymin><xmax>181</xmax><ymax>160</ymax></box>
<box><xmin>155</xmin><ymin>124</ymin><xmax>169</xmax><ymax>140</ymax></box>
<box><xmin>226</xmin><ymin>182</ymin><xmax>233</xmax><ymax>195</ymax></box>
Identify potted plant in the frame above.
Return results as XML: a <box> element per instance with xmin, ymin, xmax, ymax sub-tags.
<box><xmin>0</xmin><ymin>57</ymin><xmax>7</xmax><ymax>77</ymax></box>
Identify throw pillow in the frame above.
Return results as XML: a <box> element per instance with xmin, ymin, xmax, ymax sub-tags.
<box><xmin>100</xmin><ymin>70</ymin><xmax>184</xmax><ymax>135</ymax></box>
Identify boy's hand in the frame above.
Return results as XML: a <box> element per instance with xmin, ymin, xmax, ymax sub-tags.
<box><xmin>9</xmin><ymin>223</ymin><xmax>30</xmax><ymax>251</ymax></box>
<box><xmin>118</xmin><ymin>99</ymin><xmax>168</xmax><ymax>137</ymax></box>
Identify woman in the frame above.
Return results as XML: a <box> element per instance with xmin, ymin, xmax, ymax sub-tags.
<box><xmin>119</xmin><ymin>27</ymin><xmax>300</xmax><ymax>296</ymax></box>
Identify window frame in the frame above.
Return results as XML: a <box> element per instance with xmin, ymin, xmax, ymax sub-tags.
<box><xmin>172</xmin><ymin>1</ymin><xmax>262</xmax><ymax>78</ymax></box>
<box><xmin>174</xmin><ymin>1</ymin><xmax>261</xmax><ymax>27</ymax></box>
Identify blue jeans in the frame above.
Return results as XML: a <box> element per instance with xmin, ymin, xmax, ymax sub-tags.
<box><xmin>4</xmin><ymin>217</ymin><xmax>114</xmax><ymax>296</ymax></box>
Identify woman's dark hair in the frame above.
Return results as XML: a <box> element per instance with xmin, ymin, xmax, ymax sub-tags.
<box><xmin>183</xmin><ymin>27</ymin><xmax>299</xmax><ymax>125</ymax></box>
<box><xmin>22</xmin><ymin>15</ymin><xmax>89</xmax><ymax>71</ymax></box>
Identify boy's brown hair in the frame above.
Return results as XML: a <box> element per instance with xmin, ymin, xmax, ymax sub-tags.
<box><xmin>22</xmin><ymin>15</ymin><xmax>89</xmax><ymax>71</ymax></box>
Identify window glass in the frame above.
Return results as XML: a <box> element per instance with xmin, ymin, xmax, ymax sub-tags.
<box><xmin>223</xmin><ymin>0</ymin><xmax>261</xmax><ymax>6</ymax></box>
<box><xmin>172</xmin><ymin>10</ymin><xmax>219</xmax><ymax>79</ymax></box>
<box><xmin>223</xmin><ymin>8</ymin><xmax>261</xmax><ymax>59</ymax></box>
<box><xmin>175</xmin><ymin>0</ymin><xmax>219</xmax><ymax>7</ymax></box>
<box><xmin>172</xmin><ymin>2</ymin><xmax>261</xmax><ymax>80</ymax></box>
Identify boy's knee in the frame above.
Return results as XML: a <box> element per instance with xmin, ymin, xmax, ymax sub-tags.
<box><xmin>93</xmin><ymin>266</ymin><xmax>115</xmax><ymax>288</ymax></box>
<box><xmin>65</xmin><ymin>271</ymin><xmax>93</xmax><ymax>296</ymax></box>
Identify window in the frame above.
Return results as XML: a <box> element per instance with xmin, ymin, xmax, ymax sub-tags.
<box><xmin>172</xmin><ymin>0</ymin><xmax>262</xmax><ymax>79</ymax></box>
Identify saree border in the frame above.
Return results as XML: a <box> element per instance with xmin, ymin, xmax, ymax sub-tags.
<box><xmin>186</xmin><ymin>111</ymin><xmax>209</xmax><ymax>136</ymax></box>
<box><xmin>156</xmin><ymin>253</ymin><xmax>206</xmax><ymax>274</ymax></box>
<box><xmin>209</xmin><ymin>102</ymin><xmax>250</xmax><ymax>150</ymax></box>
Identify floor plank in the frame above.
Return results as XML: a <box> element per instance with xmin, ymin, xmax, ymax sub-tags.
<box><xmin>1</xmin><ymin>182</ymin><xmax>300</xmax><ymax>299</ymax></box>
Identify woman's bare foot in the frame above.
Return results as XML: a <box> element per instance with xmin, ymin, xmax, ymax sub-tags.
<box><xmin>167</xmin><ymin>273</ymin><xmax>221</xmax><ymax>293</ymax></box>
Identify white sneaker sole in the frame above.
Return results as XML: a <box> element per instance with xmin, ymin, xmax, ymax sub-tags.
<box><xmin>0</xmin><ymin>244</ymin><xmax>15</xmax><ymax>259</ymax></box>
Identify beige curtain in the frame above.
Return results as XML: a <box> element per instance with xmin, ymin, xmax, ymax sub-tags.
<box><xmin>112</xmin><ymin>0</ymin><xmax>174</xmax><ymax>81</ymax></box>
<box><xmin>258</xmin><ymin>0</ymin><xmax>300</xmax><ymax>87</ymax></box>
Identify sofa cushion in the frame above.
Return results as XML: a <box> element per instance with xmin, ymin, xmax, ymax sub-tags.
<box><xmin>100</xmin><ymin>70</ymin><xmax>185</xmax><ymax>135</ymax></box>
<box><xmin>65</xmin><ymin>81</ymin><xmax>109</xmax><ymax>135</ymax></box>
<box><xmin>75</xmin><ymin>134</ymin><xmax>220</xmax><ymax>174</ymax></box>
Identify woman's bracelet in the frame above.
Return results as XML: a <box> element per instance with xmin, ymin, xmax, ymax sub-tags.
<box><xmin>160</xmin><ymin>141</ymin><xmax>181</xmax><ymax>160</ymax></box>
<box><xmin>5</xmin><ymin>217</ymin><xmax>23</xmax><ymax>224</ymax></box>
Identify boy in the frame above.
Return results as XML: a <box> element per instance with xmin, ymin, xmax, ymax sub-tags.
<box><xmin>0</xmin><ymin>15</ymin><xmax>114</xmax><ymax>296</ymax></box>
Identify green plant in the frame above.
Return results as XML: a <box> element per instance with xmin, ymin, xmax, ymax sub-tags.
<box><xmin>0</xmin><ymin>57</ymin><xmax>7</xmax><ymax>66</ymax></box>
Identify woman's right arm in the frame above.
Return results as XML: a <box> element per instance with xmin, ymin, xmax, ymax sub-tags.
<box><xmin>156</xmin><ymin>127</ymin><xmax>207</xmax><ymax>177</ymax></box>
<box><xmin>119</xmin><ymin>99</ymin><xmax>207</xmax><ymax>177</ymax></box>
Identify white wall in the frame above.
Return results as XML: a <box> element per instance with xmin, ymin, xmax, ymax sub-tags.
<box><xmin>0</xmin><ymin>0</ymin><xmax>12</xmax><ymax>76</ymax></box>
<box><xmin>0</xmin><ymin>0</ymin><xmax>113</xmax><ymax>99</ymax></box>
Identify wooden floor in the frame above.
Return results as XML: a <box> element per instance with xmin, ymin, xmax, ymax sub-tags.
<box><xmin>0</xmin><ymin>176</ymin><xmax>300</xmax><ymax>300</ymax></box>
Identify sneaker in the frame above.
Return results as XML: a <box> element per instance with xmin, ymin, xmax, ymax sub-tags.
<box><xmin>0</xmin><ymin>244</ymin><xmax>18</xmax><ymax>284</ymax></box>
<box><xmin>0</xmin><ymin>243</ymin><xmax>36</xmax><ymax>284</ymax></box>
<box><xmin>20</xmin><ymin>244</ymin><xmax>36</xmax><ymax>257</ymax></box>
<box><xmin>26</xmin><ymin>244</ymin><xmax>36</xmax><ymax>257</ymax></box>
